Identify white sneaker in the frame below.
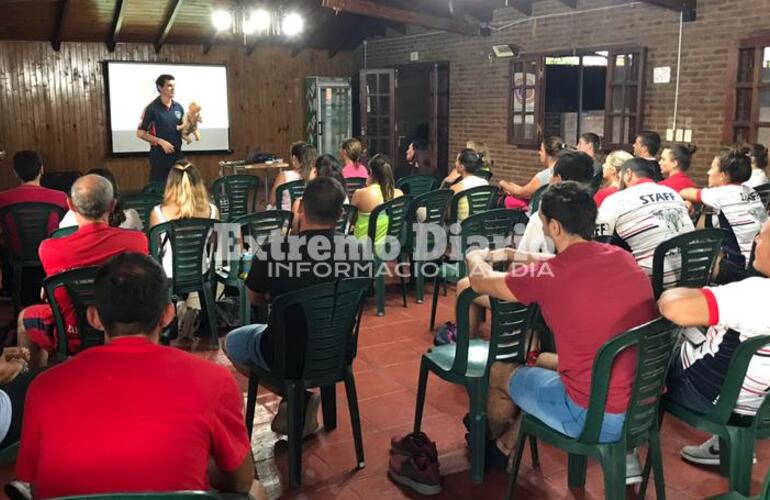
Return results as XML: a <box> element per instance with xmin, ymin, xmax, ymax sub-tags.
<box><xmin>271</xmin><ymin>393</ymin><xmax>321</xmax><ymax>438</ymax></box>
<box><xmin>680</xmin><ymin>435</ymin><xmax>757</xmax><ymax>466</ymax></box>
<box><xmin>625</xmin><ymin>451</ymin><xmax>643</xmax><ymax>485</ymax></box>
<box><xmin>4</xmin><ymin>480</ymin><xmax>32</xmax><ymax>500</ymax></box>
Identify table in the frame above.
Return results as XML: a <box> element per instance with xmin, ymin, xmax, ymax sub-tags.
<box><xmin>219</xmin><ymin>161</ymin><xmax>290</xmax><ymax>202</ymax></box>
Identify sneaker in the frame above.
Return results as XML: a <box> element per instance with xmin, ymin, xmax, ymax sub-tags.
<box><xmin>270</xmin><ymin>393</ymin><xmax>321</xmax><ymax>438</ymax></box>
<box><xmin>680</xmin><ymin>435</ymin><xmax>757</xmax><ymax>466</ymax></box>
<box><xmin>177</xmin><ymin>305</ymin><xmax>200</xmax><ymax>340</ymax></box>
<box><xmin>4</xmin><ymin>480</ymin><xmax>31</xmax><ymax>500</ymax></box>
<box><xmin>433</xmin><ymin>322</ymin><xmax>457</xmax><ymax>346</ymax></box>
<box><xmin>390</xmin><ymin>431</ymin><xmax>438</xmax><ymax>459</ymax></box>
<box><xmin>388</xmin><ymin>452</ymin><xmax>441</xmax><ymax>495</ymax></box>
<box><xmin>626</xmin><ymin>451</ymin><xmax>643</xmax><ymax>485</ymax></box>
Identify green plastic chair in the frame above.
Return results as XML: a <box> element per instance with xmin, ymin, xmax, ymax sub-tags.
<box><xmin>753</xmin><ymin>182</ymin><xmax>770</xmax><ymax>211</ymax></box>
<box><xmin>213</xmin><ymin>210</ymin><xmax>293</xmax><ymax>326</ymax></box>
<box><xmin>244</xmin><ymin>278</ymin><xmax>371</xmax><ymax>487</ymax></box>
<box><xmin>0</xmin><ymin>202</ymin><xmax>67</xmax><ymax>313</ymax></box>
<box><xmin>651</xmin><ymin>228</ymin><xmax>728</xmax><ymax>299</ymax></box>
<box><xmin>212</xmin><ymin>175</ymin><xmax>259</xmax><ymax>223</ymax></box>
<box><xmin>52</xmin><ymin>492</ymin><xmax>219</xmax><ymax>500</ymax></box>
<box><xmin>475</xmin><ymin>169</ymin><xmax>493</xmax><ymax>182</ymax></box>
<box><xmin>274</xmin><ymin>179</ymin><xmax>305</xmax><ymax>209</ymax></box>
<box><xmin>337</xmin><ymin>204</ymin><xmax>358</xmax><ymax>234</ymax></box>
<box><xmin>402</xmin><ymin>189</ymin><xmax>453</xmax><ymax>303</ymax></box>
<box><xmin>142</xmin><ymin>181</ymin><xmax>166</xmax><ymax>196</ymax></box>
<box><xmin>429</xmin><ymin>208</ymin><xmax>527</xmax><ymax>330</ymax></box>
<box><xmin>49</xmin><ymin>226</ymin><xmax>78</xmax><ymax>239</ymax></box>
<box><xmin>506</xmin><ymin>317</ymin><xmax>680</xmax><ymax>500</ymax></box>
<box><xmin>0</xmin><ymin>442</ymin><xmax>19</xmax><ymax>465</ymax></box>
<box><xmin>710</xmin><ymin>467</ymin><xmax>770</xmax><ymax>500</ymax></box>
<box><xmin>122</xmin><ymin>192</ymin><xmax>163</xmax><ymax>232</ymax></box>
<box><xmin>43</xmin><ymin>266</ymin><xmax>103</xmax><ymax>362</ymax></box>
<box><xmin>149</xmin><ymin>218</ymin><xmax>218</xmax><ymax>342</ymax></box>
<box><xmin>414</xmin><ymin>288</ymin><xmax>534</xmax><ymax>483</ymax></box>
<box><xmin>447</xmin><ymin>185</ymin><xmax>499</xmax><ymax>223</ymax></box>
<box><xmin>396</xmin><ymin>175</ymin><xmax>438</xmax><ymax>197</ymax></box>
<box><xmin>368</xmin><ymin>195</ymin><xmax>412</xmax><ymax>316</ymax></box>
<box><xmin>529</xmin><ymin>183</ymin><xmax>549</xmax><ymax>213</ymax></box>
<box><xmin>659</xmin><ymin>334</ymin><xmax>770</xmax><ymax>497</ymax></box>
<box><xmin>344</xmin><ymin>177</ymin><xmax>367</xmax><ymax>199</ymax></box>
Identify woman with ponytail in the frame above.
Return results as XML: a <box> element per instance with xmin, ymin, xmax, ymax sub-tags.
<box><xmin>747</xmin><ymin>143</ymin><xmax>769</xmax><ymax>188</ymax></box>
<box><xmin>450</xmin><ymin>148</ymin><xmax>489</xmax><ymax>221</ymax></box>
<box><xmin>352</xmin><ymin>154</ymin><xmax>403</xmax><ymax>243</ymax></box>
<box><xmin>658</xmin><ymin>143</ymin><xmax>698</xmax><ymax>193</ymax></box>
<box><xmin>499</xmin><ymin>136</ymin><xmax>564</xmax><ymax>200</ymax></box>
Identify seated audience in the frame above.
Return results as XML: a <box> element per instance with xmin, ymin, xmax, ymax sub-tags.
<box><xmin>499</xmin><ymin>136</ymin><xmax>564</xmax><ymax>200</ymax></box>
<box><xmin>680</xmin><ymin>145</ymin><xmax>768</xmax><ymax>284</ymax></box>
<box><xmin>468</xmin><ymin>182</ymin><xmax>657</xmax><ymax>482</ymax></box>
<box><xmin>59</xmin><ymin>168</ymin><xmax>142</xmax><ymax>231</ymax></box>
<box><xmin>596</xmin><ymin>158</ymin><xmax>694</xmax><ymax>278</ymax></box>
<box><xmin>352</xmin><ymin>154</ymin><xmax>403</xmax><ymax>242</ymax></box>
<box><xmin>594</xmin><ymin>150</ymin><xmax>633</xmax><ymax>207</ymax></box>
<box><xmin>224</xmin><ymin>177</ymin><xmax>370</xmax><ymax>437</ymax></box>
<box><xmin>448</xmin><ymin>149</ymin><xmax>489</xmax><ymax>222</ymax></box>
<box><xmin>633</xmin><ymin>130</ymin><xmax>663</xmax><ymax>181</ymax></box>
<box><xmin>399</xmin><ymin>138</ymin><xmax>434</xmax><ymax>179</ymax></box>
<box><xmin>747</xmin><ymin>143</ymin><xmax>769</xmax><ymax>188</ymax></box>
<box><xmin>291</xmin><ymin>154</ymin><xmax>349</xmax><ymax>233</ymax></box>
<box><xmin>577</xmin><ymin>132</ymin><xmax>603</xmax><ymax>176</ymax></box>
<box><xmin>340</xmin><ymin>138</ymin><xmax>369</xmax><ymax>179</ymax></box>
<box><xmin>269</xmin><ymin>142</ymin><xmax>315</xmax><ymax>211</ymax></box>
<box><xmin>17</xmin><ymin>174</ymin><xmax>148</xmax><ymax>368</ymax></box>
<box><xmin>658</xmin><ymin>218</ymin><xmax>770</xmax><ymax>466</ymax></box>
<box><xmin>13</xmin><ymin>253</ymin><xmax>264</xmax><ymax>500</ymax></box>
<box><xmin>658</xmin><ymin>143</ymin><xmax>698</xmax><ymax>193</ymax></box>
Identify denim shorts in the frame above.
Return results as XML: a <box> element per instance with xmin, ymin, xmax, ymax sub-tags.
<box><xmin>223</xmin><ymin>324</ymin><xmax>271</xmax><ymax>371</ymax></box>
<box><xmin>508</xmin><ymin>366</ymin><xmax>626</xmax><ymax>443</ymax></box>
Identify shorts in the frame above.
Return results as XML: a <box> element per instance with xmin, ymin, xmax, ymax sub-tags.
<box><xmin>224</xmin><ymin>324</ymin><xmax>271</xmax><ymax>371</ymax></box>
<box><xmin>21</xmin><ymin>304</ymin><xmax>69</xmax><ymax>353</ymax></box>
<box><xmin>508</xmin><ymin>366</ymin><xmax>626</xmax><ymax>443</ymax></box>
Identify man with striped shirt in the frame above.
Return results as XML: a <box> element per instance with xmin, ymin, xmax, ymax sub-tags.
<box><xmin>659</xmin><ymin>218</ymin><xmax>770</xmax><ymax>465</ymax></box>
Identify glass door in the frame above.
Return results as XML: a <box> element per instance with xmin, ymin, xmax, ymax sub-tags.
<box><xmin>359</xmin><ymin>69</ymin><xmax>397</xmax><ymax>161</ymax></box>
<box><xmin>318</xmin><ymin>80</ymin><xmax>352</xmax><ymax>155</ymax></box>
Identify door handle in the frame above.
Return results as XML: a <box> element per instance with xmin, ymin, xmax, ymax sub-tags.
<box><xmin>318</xmin><ymin>121</ymin><xmax>324</xmax><ymax>136</ymax></box>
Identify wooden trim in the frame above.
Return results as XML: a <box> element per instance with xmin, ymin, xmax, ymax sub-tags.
<box><xmin>107</xmin><ymin>0</ymin><xmax>127</xmax><ymax>52</ymax></box>
<box><xmin>51</xmin><ymin>0</ymin><xmax>71</xmax><ymax>52</ymax></box>
<box><xmin>638</xmin><ymin>0</ymin><xmax>684</xmax><ymax>11</ymax></box>
<box><xmin>508</xmin><ymin>57</ymin><xmax>543</xmax><ymax>147</ymax></box>
<box><xmin>154</xmin><ymin>0</ymin><xmax>184</xmax><ymax>54</ymax></box>
<box><xmin>202</xmin><ymin>29</ymin><xmax>217</xmax><ymax>55</ymax></box>
<box><xmin>724</xmin><ymin>36</ymin><xmax>770</xmax><ymax>143</ymax></box>
<box><xmin>509</xmin><ymin>0</ymin><xmax>533</xmax><ymax>16</ymax></box>
<box><xmin>558</xmin><ymin>0</ymin><xmax>577</xmax><ymax>8</ymax></box>
<box><xmin>749</xmin><ymin>46</ymin><xmax>763</xmax><ymax>142</ymax></box>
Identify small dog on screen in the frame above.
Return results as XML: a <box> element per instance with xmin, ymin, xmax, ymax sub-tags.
<box><xmin>178</xmin><ymin>101</ymin><xmax>202</xmax><ymax>144</ymax></box>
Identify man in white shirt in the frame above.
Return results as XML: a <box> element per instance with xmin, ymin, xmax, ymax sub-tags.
<box><xmin>659</xmin><ymin>218</ymin><xmax>770</xmax><ymax>466</ymax></box>
<box><xmin>595</xmin><ymin>158</ymin><xmax>694</xmax><ymax>280</ymax></box>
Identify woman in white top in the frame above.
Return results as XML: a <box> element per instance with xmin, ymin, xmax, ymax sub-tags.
<box><xmin>59</xmin><ymin>168</ymin><xmax>142</xmax><ymax>231</ymax></box>
<box><xmin>450</xmin><ymin>149</ymin><xmax>489</xmax><ymax>221</ymax></box>
<box><xmin>746</xmin><ymin>143</ymin><xmax>770</xmax><ymax>188</ymax></box>
<box><xmin>269</xmin><ymin>142</ymin><xmax>316</xmax><ymax>211</ymax></box>
<box><xmin>499</xmin><ymin>136</ymin><xmax>564</xmax><ymax>200</ymax></box>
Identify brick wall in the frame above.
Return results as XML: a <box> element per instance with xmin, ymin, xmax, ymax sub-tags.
<box><xmin>356</xmin><ymin>0</ymin><xmax>769</xmax><ymax>185</ymax></box>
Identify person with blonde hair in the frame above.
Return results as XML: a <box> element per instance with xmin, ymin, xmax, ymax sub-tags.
<box><xmin>594</xmin><ymin>150</ymin><xmax>633</xmax><ymax>207</ymax></box>
<box><xmin>269</xmin><ymin>142</ymin><xmax>316</xmax><ymax>211</ymax></box>
<box><xmin>341</xmin><ymin>138</ymin><xmax>368</xmax><ymax>179</ymax></box>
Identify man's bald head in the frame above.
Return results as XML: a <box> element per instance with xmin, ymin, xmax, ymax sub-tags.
<box><xmin>70</xmin><ymin>174</ymin><xmax>114</xmax><ymax>221</ymax></box>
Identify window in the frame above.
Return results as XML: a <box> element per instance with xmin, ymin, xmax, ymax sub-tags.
<box><xmin>508</xmin><ymin>47</ymin><xmax>646</xmax><ymax>149</ymax></box>
<box><xmin>724</xmin><ymin>35</ymin><xmax>770</xmax><ymax>145</ymax></box>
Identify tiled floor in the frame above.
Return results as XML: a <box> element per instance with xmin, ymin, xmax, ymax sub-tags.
<box><xmin>1</xmin><ymin>284</ymin><xmax>769</xmax><ymax>499</ymax></box>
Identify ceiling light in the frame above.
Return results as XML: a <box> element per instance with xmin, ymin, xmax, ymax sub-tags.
<box><xmin>212</xmin><ymin>9</ymin><xmax>232</xmax><ymax>32</ymax></box>
<box><xmin>244</xmin><ymin>8</ymin><xmax>271</xmax><ymax>35</ymax></box>
<box><xmin>282</xmin><ymin>12</ymin><xmax>304</xmax><ymax>37</ymax></box>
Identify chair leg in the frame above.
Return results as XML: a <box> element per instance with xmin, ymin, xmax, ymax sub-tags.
<box><xmin>201</xmin><ymin>284</ymin><xmax>218</xmax><ymax>343</ymax></box>
<box><xmin>598</xmin><ymin>445</ymin><xmax>626</xmax><ymax>499</ymax></box>
<box><xmin>321</xmin><ymin>385</ymin><xmax>337</xmax><ymax>431</ymax></box>
<box><xmin>468</xmin><ymin>385</ymin><xmax>487</xmax><ymax>484</ymax></box>
<box><xmin>344</xmin><ymin>367</ymin><xmax>365</xmax><ymax>469</ymax></box>
<box><xmin>287</xmin><ymin>382</ymin><xmax>305</xmax><ymax>488</ymax></box>
<box><xmin>238</xmin><ymin>281</ymin><xmax>250</xmax><ymax>326</ymax></box>
<box><xmin>529</xmin><ymin>436</ymin><xmax>540</xmax><ymax>469</ymax></box>
<box><xmin>415</xmin><ymin>260</ymin><xmax>424</xmax><ymax>304</ymax></box>
<box><xmin>399</xmin><ymin>274</ymin><xmax>408</xmax><ymax>308</ymax></box>
<box><xmin>375</xmin><ymin>268</ymin><xmax>385</xmax><ymax>317</ymax></box>
<box><xmin>413</xmin><ymin>358</ymin><xmax>430</xmax><ymax>432</ymax></box>
<box><xmin>245</xmin><ymin>372</ymin><xmax>259</xmax><ymax>439</ymax></box>
<box><xmin>727</xmin><ymin>428</ymin><xmax>756</xmax><ymax>496</ymax></box>
<box><xmin>429</xmin><ymin>275</ymin><xmax>441</xmax><ymax>331</ymax></box>
<box><xmin>567</xmin><ymin>453</ymin><xmax>588</xmax><ymax>489</ymax></box>
<box><xmin>650</xmin><ymin>427</ymin><xmax>667</xmax><ymax>500</ymax></box>
<box><xmin>505</xmin><ymin>427</ymin><xmax>528</xmax><ymax>500</ymax></box>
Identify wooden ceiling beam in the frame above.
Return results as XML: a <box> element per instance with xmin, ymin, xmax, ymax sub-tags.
<box><xmin>321</xmin><ymin>0</ymin><xmax>480</xmax><ymax>36</ymax></box>
<box><xmin>508</xmin><ymin>0</ymin><xmax>533</xmax><ymax>16</ymax></box>
<box><xmin>154</xmin><ymin>0</ymin><xmax>184</xmax><ymax>53</ymax></box>
<box><xmin>290</xmin><ymin>10</ymin><xmax>337</xmax><ymax>57</ymax></box>
<box><xmin>202</xmin><ymin>29</ymin><xmax>217</xmax><ymax>55</ymax></box>
<box><xmin>107</xmin><ymin>0</ymin><xmax>127</xmax><ymax>52</ymax></box>
<box><xmin>51</xmin><ymin>0</ymin><xmax>71</xmax><ymax>51</ymax></box>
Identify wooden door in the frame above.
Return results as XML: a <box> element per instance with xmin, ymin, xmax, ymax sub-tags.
<box><xmin>359</xmin><ymin>69</ymin><xmax>397</xmax><ymax>162</ymax></box>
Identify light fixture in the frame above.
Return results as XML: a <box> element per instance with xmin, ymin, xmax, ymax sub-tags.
<box><xmin>210</xmin><ymin>4</ymin><xmax>304</xmax><ymax>43</ymax></box>
<box><xmin>244</xmin><ymin>8</ymin><xmax>271</xmax><ymax>35</ymax></box>
<box><xmin>492</xmin><ymin>44</ymin><xmax>519</xmax><ymax>58</ymax></box>
<box><xmin>212</xmin><ymin>9</ymin><xmax>233</xmax><ymax>32</ymax></box>
<box><xmin>282</xmin><ymin>12</ymin><xmax>304</xmax><ymax>37</ymax></box>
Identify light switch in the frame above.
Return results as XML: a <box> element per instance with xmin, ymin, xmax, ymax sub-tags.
<box><xmin>666</xmin><ymin>129</ymin><xmax>675</xmax><ymax>141</ymax></box>
<box><xmin>683</xmin><ymin>129</ymin><xmax>692</xmax><ymax>142</ymax></box>
<box><xmin>675</xmin><ymin>129</ymin><xmax>684</xmax><ymax>141</ymax></box>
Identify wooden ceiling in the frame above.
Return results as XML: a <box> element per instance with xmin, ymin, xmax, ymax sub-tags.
<box><xmin>0</xmin><ymin>0</ymin><xmax>694</xmax><ymax>56</ymax></box>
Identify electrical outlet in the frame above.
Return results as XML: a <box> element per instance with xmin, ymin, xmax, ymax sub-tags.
<box><xmin>666</xmin><ymin>129</ymin><xmax>675</xmax><ymax>141</ymax></box>
<box><xmin>675</xmin><ymin>129</ymin><xmax>684</xmax><ymax>141</ymax></box>
<box><xmin>410</xmin><ymin>51</ymin><xmax>419</xmax><ymax>61</ymax></box>
<box><xmin>683</xmin><ymin>129</ymin><xmax>692</xmax><ymax>142</ymax></box>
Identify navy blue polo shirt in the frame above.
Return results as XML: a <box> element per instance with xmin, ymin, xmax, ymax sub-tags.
<box><xmin>138</xmin><ymin>97</ymin><xmax>185</xmax><ymax>180</ymax></box>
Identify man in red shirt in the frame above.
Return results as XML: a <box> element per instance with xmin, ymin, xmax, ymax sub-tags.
<box><xmin>16</xmin><ymin>174</ymin><xmax>148</xmax><ymax>368</ymax></box>
<box><xmin>13</xmin><ymin>253</ymin><xmax>264</xmax><ymax>499</ymax></box>
<box><xmin>466</xmin><ymin>182</ymin><xmax>657</xmax><ymax>478</ymax></box>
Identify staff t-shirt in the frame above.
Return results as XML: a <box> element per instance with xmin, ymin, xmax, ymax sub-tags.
<box><xmin>594</xmin><ymin>185</ymin><xmax>619</xmax><ymax>208</ymax></box>
<box><xmin>680</xmin><ymin>277</ymin><xmax>770</xmax><ymax>415</ymax></box>
<box><xmin>596</xmin><ymin>179</ymin><xmax>694</xmax><ymax>279</ymax></box>
<box><xmin>505</xmin><ymin>241</ymin><xmax>657</xmax><ymax>413</ymax></box>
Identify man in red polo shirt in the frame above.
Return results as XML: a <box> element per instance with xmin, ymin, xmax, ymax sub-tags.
<box><xmin>0</xmin><ymin>150</ymin><xmax>68</xmax><ymax>218</ymax></box>
<box><xmin>16</xmin><ymin>174</ymin><xmax>147</xmax><ymax>368</ymax></box>
<box><xmin>12</xmin><ymin>253</ymin><xmax>264</xmax><ymax>499</ymax></box>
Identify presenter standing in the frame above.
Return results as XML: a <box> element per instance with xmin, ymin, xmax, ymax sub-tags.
<box><xmin>136</xmin><ymin>74</ymin><xmax>185</xmax><ymax>183</ymax></box>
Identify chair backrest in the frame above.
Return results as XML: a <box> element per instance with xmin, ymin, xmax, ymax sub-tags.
<box><xmin>475</xmin><ymin>170</ymin><xmax>493</xmax><ymax>182</ymax></box>
<box><xmin>754</xmin><ymin>182</ymin><xmax>770</xmax><ymax>211</ymax></box>
<box><xmin>487</xmin><ymin>298</ymin><xmax>533</xmax><ymax>366</ymax></box>
<box><xmin>235</xmin><ymin>210</ymin><xmax>293</xmax><ymax>250</ymax></box>
<box><xmin>337</xmin><ymin>204</ymin><xmax>358</xmax><ymax>234</ymax></box>
<box><xmin>275</xmin><ymin>180</ymin><xmax>305</xmax><ymax>208</ymax></box>
<box><xmin>404</xmin><ymin>189</ymin><xmax>453</xmax><ymax>252</ymax></box>
<box><xmin>49</xmin><ymin>226</ymin><xmax>78</xmax><ymax>239</ymax></box>
<box><xmin>651</xmin><ymin>228</ymin><xmax>727</xmax><ymax>299</ymax></box>
<box><xmin>52</xmin><ymin>492</ymin><xmax>220</xmax><ymax>500</ymax></box>
<box><xmin>577</xmin><ymin>317</ymin><xmax>680</xmax><ymax>446</ymax></box>
<box><xmin>212</xmin><ymin>175</ymin><xmax>259</xmax><ymax>222</ymax></box>
<box><xmin>344</xmin><ymin>177</ymin><xmax>367</xmax><ymax>198</ymax></box>
<box><xmin>267</xmin><ymin>278</ymin><xmax>371</xmax><ymax>383</ymax></box>
<box><xmin>142</xmin><ymin>181</ymin><xmax>166</xmax><ymax>196</ymax></box>
<box><xmin>368</xmin><ymin>195</ymin><xmax>413</xmax><ymax>248</ymax></box>
<box><xmin>450</xmin><ymin>209</ymin><xmax>522</xmax><ymax>277</ymax></box>
<box><xmin>43</xmin><ymin>266</ymin><xmax>103</xmax><ymax>361</ymax></box>
<box><xmin>148</xmin><ymin>218</ymin><xmax>216</xmax><ymax>294</ymax></box>
<box><xmin>529</xmin><ymin>183</ymin><xmax>549</xmax><ymax>213</ymax></box>
<box><xmin>0</xmin><ymin>202</ymin><xmax>67</xmax><ymax>264</ymax></box>
<box><xmin>41</xmin><ymin>170</ymin><xmax>81</xmax><ymax>194</ymax></box>
<box><xmin>396</xmin><ymin>175</ymin><xmax>438</xmax><ymax>197</ymax></box>
<box><xmin>448</xmin><ymin>185</ymin><xmax>498</xmax><ymax>222</ymax></box>
<box><xmin>121</xmin><ymin>193</ymin><xmax>162</xmax><ymax>231</ymax></box>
